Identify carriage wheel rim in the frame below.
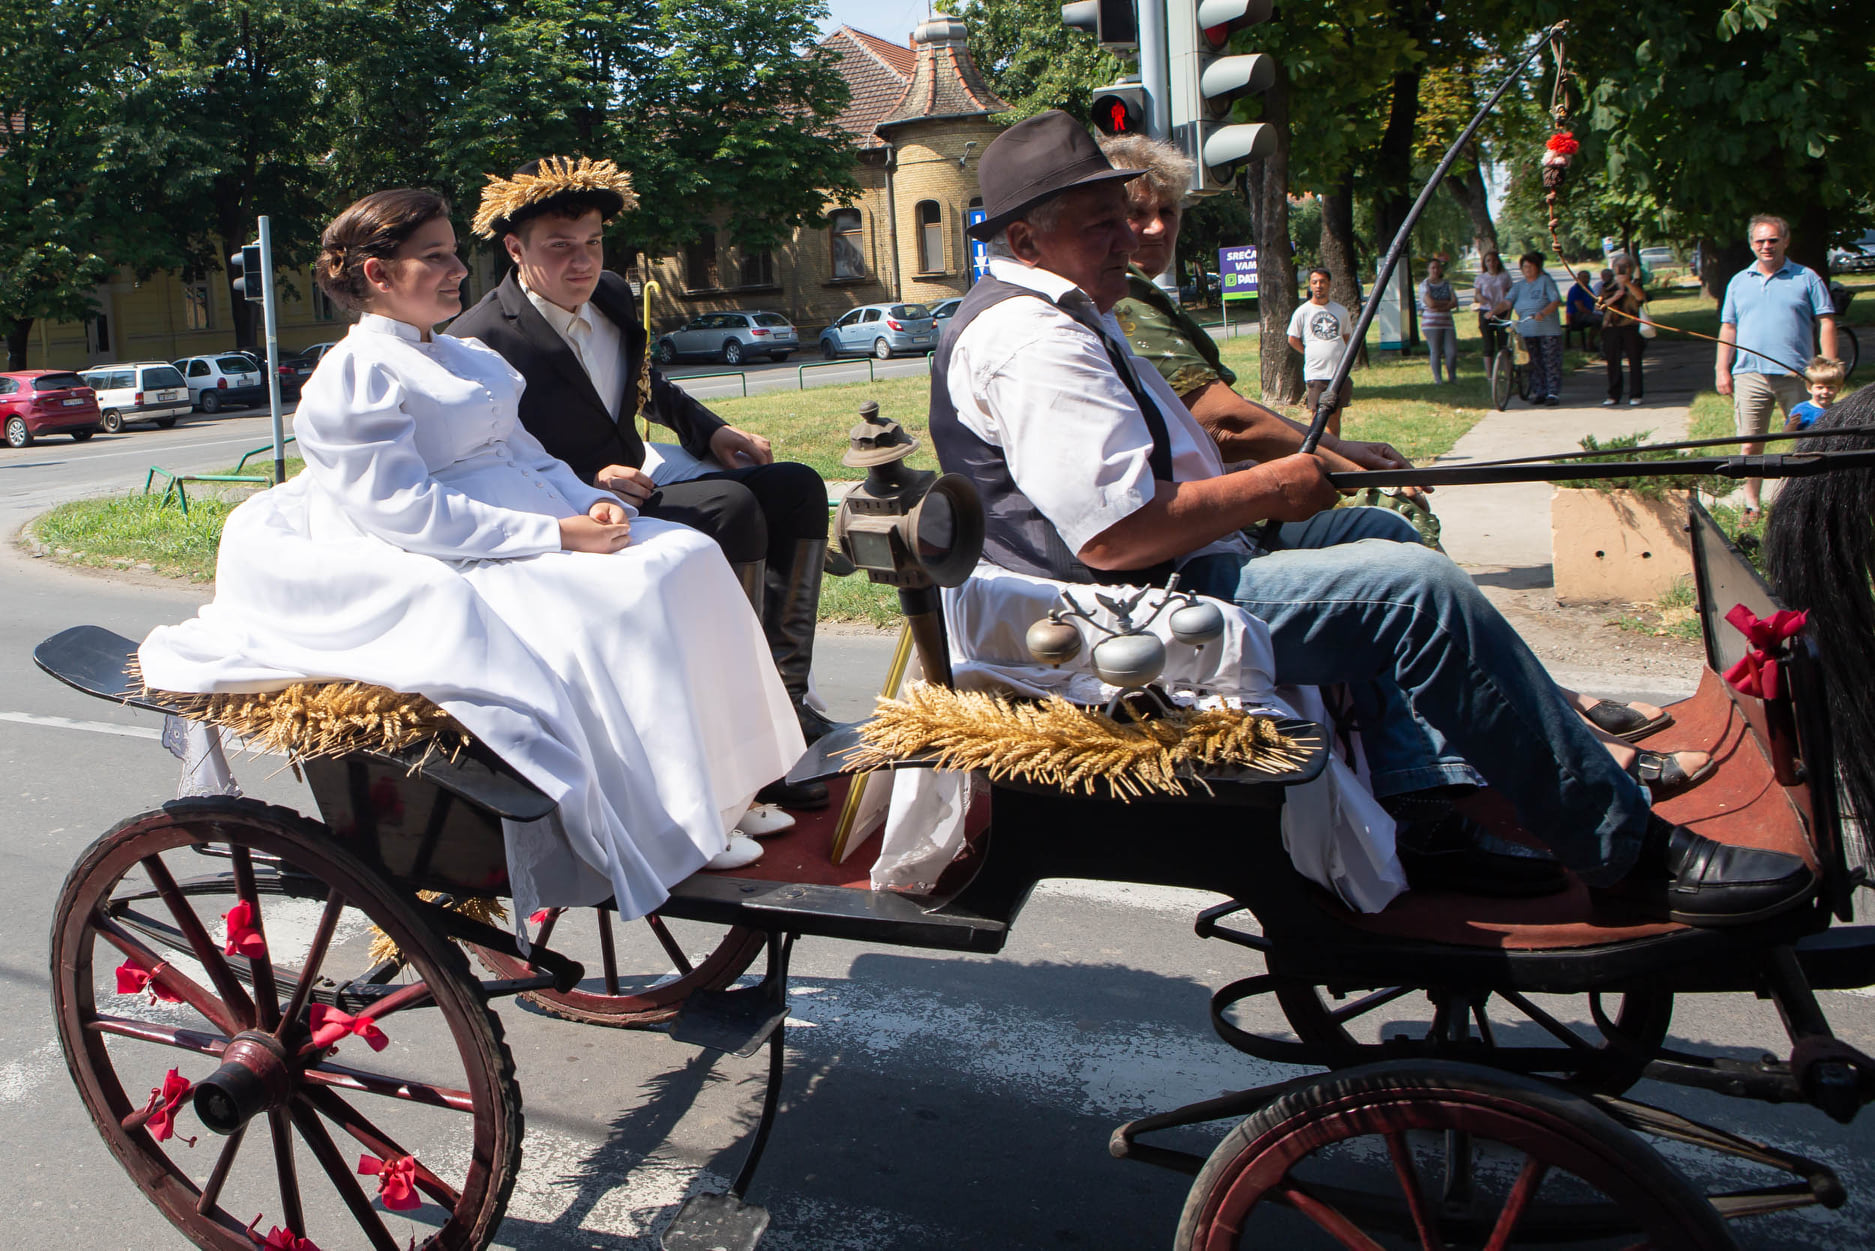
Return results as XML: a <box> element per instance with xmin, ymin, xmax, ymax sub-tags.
<box><xmin>51</xmin><ymin>801</ymin><xmax>521</xmax><ymax>1249</ymax></box>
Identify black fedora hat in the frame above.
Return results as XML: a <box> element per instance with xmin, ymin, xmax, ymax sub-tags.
<box><xmin>966</xmin><ymin>110</ymin><xmax>1145</xmax><ymax>242</ymax></box>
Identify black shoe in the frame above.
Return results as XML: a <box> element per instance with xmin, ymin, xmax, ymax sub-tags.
<box><xmin>796</xmin><ymin>701</ymin><xmax>837</xmax><ymax>745</ymax></box>
<box><xmin>1393</xmin><ymin>809</ymin><xmax>1569</xmax><ymax>898</ymax></box>
<box><xmin>1611</xmin><ymin>819</ymin><xmax>1815</xmax><ymax>926</ymax></box>
<box><xmin>757</xmin><ymin>776</ymin><xmax>830</xmax><ymax>810</ymax></box>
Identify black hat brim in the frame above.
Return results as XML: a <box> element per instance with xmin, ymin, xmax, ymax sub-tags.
<box><xmin>966</xmin><ymin>164</ymin><xmax>1146</xmax><ymax>241</ymax></box>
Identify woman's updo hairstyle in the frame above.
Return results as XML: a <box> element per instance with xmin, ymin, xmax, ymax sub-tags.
<box><xmin>316</xmin><ymin>189</ymin><xmax>451</xmax><ymax>312</ymax></box>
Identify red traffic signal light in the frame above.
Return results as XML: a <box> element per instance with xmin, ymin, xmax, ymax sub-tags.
<box><xmin>1091</xmin><ymin>85</ymin><xmax>1149</xmax><ymax>136</ymax></box>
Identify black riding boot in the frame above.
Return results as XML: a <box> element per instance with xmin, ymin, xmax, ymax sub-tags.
<box><xmin>754</xmin><ymin>538</ymin><xmax>832</xmax><ymax>809</ymax></box>
<box><xmin>731</xmin><ymin>559</ymin><xmax>765</xmax><ymax>616</ymax></box>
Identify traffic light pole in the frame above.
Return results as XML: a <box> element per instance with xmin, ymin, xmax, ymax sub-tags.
<box><xmin>256</xmin><ymin>216</ymin><xmax>286</xmax><ymax>485</ymax></box>
<box><xmin>1132</xmin><ymin>0</ymin><xmax>1179</xmax><ymax>296</ymax></box>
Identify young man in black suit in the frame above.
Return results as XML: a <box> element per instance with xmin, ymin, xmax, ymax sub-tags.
<box><xmin>451</xmin><ymin>157</ymin><xmax>833</xmax><ymax>804</ymax></box>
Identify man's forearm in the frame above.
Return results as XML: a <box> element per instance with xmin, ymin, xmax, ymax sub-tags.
<box><xmin>1078</xmin><ymin>465</ymin><xmax>1308</xmax><ymax>570</ymax></box>
<box><xmin>1716</xmin><ymin>325</ymin><xmax>1737</xmax><ymax>375</ymax></box>
<box><xmin>1819</xmin><ymin>316</ymin><xmax>1839</xmax><ymax>362</ymax></box>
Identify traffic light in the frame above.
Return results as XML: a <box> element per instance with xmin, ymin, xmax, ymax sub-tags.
<box><xmin>1060</xmin><ymin>0</ymin><xmax>1137</xmax><ymax>50</ymax></box>
<box><xmin>229</xmin><ymin>242</ymin><xmax>264</xmax><ymax>304</ymax></box>
<box><xmin>1090</xmin><ymin>82</ymin><xmax>1150</xmax><ymax>136</ymax></box>
<box><xmin>1168</xmin><ymin>0</ymin><xmax>1276</xmax><ymax>194</ymax></box>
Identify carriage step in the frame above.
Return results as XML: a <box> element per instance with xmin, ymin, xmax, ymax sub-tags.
<box><xmin>670</xmin><ymin>982</ymin><xmax>789</xmax><ymax>1057</ymax></box>
<box><xmin>661</xmin><ymin>1191</ymin><xmax>770</xmax><ymax>1250</ymax></box>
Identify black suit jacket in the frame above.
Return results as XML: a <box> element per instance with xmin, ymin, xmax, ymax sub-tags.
<box><xmin>448</xmin><ymin>270</ymin><xmax>726</xmax><ymax>484</ymax></box>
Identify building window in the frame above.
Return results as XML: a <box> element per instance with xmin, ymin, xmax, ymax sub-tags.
<box><xmin>311</xmin><ymin>286</ymin><xmax>340</xmax><ymax>322</ymax></box>
<box><xmin>830</xmin><ymin>210</ymin><xmax>864</xmax><ymax>280</ymax></box>
<box><xmin>738</xmin><ymin>248</ymin><xmax>775</xmax><ymax>288</ymax></box>
<box><xmin>184</xmin><ymin>282</ymin><xmax>214</xmax><ymax>331</ymax></box>
<box><xmin>87</xmin><ymin>313</ymin><xmax>110</xmax><ymax>356</ymax></box>
<box><xmin>684</xmin><ymin>230</ymin><xmax>719</xmax><ymax>291</ymax></box>
<box><xmin>916</xmin><ymin>201</ymin><xmax>944</xmax><ymax>274</ymax></box>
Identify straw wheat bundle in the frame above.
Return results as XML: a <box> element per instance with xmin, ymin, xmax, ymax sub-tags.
<box><xmin>367</xmin><ymin>892</ymin><xmax>510</xmax><ymax>967</ymax></box>
<box><xmin>843</xmin><ymin>682</ymin><xmax>1310</xmax><ymax>800</ymax></box>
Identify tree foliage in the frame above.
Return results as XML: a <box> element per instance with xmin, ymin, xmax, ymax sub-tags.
<box><xmin>956</xmin><ymin>0</ymin><xmax>1125</xmax><ymax>122</ymax></box>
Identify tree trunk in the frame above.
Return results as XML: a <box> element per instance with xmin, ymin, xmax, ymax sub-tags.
<box><xmin>1792</xmin><ymin>198</ymin><xmax>1831</xmax><ymax>283</ymax></box>
<box><xmin>1371</xmin><ymin>1</ymin><xmax>1434</xmax><ymax>351</ymax></box>
<box><xmin>1704</xmin><ymin>239</ymin><xmax>1752</xmax><ymax>305</ymax></box>
<box><xmin>1319</xmin><ymin>182</ymin><xmax>1368</xmax><ymax>368</ymax></box>
<box><xmin>6</xmin><ymin>317</ymin><xmax>32</xmax><ymax>370</ymax></box>
<box><xmin>1443</xmin><ymin>153</ymin><xmax>1498</xmax><ymax>260</ymax></box>
<box><xmin>1254</xmin><ymin>67</ymin><xmax>1302</xmax><ymax>408</ymax></box>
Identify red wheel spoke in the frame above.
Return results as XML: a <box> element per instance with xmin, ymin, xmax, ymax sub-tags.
<box><xmin>230</xmin><ymin>847</ymin><xmax>280</xmax><ymax>1031</ymax></box>
<box><xmin>195</xmin><ymin>1124</ymin><xmax>246</xmax><ymax>1216</ymax></box>
<box><xmin>1483</xmin><ymin>1154</ymin><xmax>1550</xmax><ymax>1251</ymax></box>
<box><xmin>288</xmin><ymin>1098</ymin><xmax>401</xmax><ymax>1251</ymax></box>
<box><xmin>645</xmin><ymin>913</ymin><xmax>695</xmax><ymax>976</ymax></box>
<box><xmin>533</xmin><ymin>908</ymin><xmax>562</xmax><ymax>948</ymax></box>
<box><xmin>597</xmin><ymin>910</ymin><xmax>621</xmax><ymax>996</ymax></box>
<box><xmin>141</xmin><ymin>854</ymin><xmax>257</xmax><ymax>1026</ymax></box>
<box><xmin>300</xmin><ymin>1058</ymin><xmax>475</xmax><ymax>1113</ymax></box>
<box><xmin>1384</xmin><ymin>1130</ymin><xmax>1443</xmax><ymax>1251</ymax></box>
<box><xmin>297</xmin><ymin>980</ymin><xmax>433</xmax><ymax>1058</ymax></box>
<box><xmin>91</xmin><ymin>1013</ymin><xmax>229</xmax><ymax>1057</ymax></box>
<box><xmin>299</xmin><ymin>1085</ymin><xmax>461</xmax><ymax>1209</ymax></box>
<box><xmin>94</xmin><ymin>918</ymin><xmax>239</xmax><ymax>1037</ymax></box>
<box><xmin>278</xmin><ymin>890</ymin><xmax>346</xmax><ymax>1037</ymax></box>
<box><xmin>268</xmin><ymin>1106</ymin><xmax>306</xmax><ymax>1238</ymax></box>
<box><xmin>1282</xmin><ymin>1184</ymin><xmax>1388</xmax><ymax>1251</ymax></box>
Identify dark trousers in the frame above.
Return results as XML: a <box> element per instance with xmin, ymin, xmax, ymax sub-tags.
<box><xmin>1478</xmin><ymin>312</ymin><xmax>1508</xmax><ymax>358</ymax></box>
<box><xmin>1602</xmin><ymin>323</ymin><xmax>1645</xmax><ymax>402</ymax></box>
<box><xmin>638</xmin><ymin>461</ymin><xmax>827</xmax><ymax>566</ymax></box>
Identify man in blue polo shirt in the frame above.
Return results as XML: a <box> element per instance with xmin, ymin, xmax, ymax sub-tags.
<box><xmin>1717</xmin><ymin>214</ymin><xmax>1838</xmax><ymax>516</ymax></box>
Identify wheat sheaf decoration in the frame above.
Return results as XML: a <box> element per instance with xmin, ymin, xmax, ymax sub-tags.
<box><xmin>471</xmin><ymin>155</ymin><xmax>638</xmax><ymax>239</ymax></box>
<box><xmin>842</xmin><ymin>682</ymin><xmax>1312</xmax><ymax>800</ymax></box>
<box><xmin>131</xmin><ymin>660</ymin><xmax>470</xmax><ymax>763</ymax></box>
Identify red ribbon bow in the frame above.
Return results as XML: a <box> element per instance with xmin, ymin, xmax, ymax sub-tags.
<box><xmin>1723</xmin><ymin>604</ymin><xmax>1808</xmax><ymax>700</ymax></box>
<box><xmin>116</xmin><ymin>959</ymin><xmax>183</xmax><ymax>1004</ymax></box>
<box><xmin>307</xmin><ymin>1004</ymin><xmax>390</xmax><ymax>1053</ymax></box>
<box><xmin>358</xmin><ymin>1154</ymin><xmax>422</xmax><ymax>1210</ymax></box>
<box><xmin>141</xmin><ymin>1068</ymin><xmax>196</xmax><ymax>1146</ymax></box>
<box><xmin>528</xmin><ymin>908</ymin><xmax>552</xmax><ymax>927</ymax></box>
<box><xmin>223</xmin><ymin>900</ymin><xmax>268</xmax><ymax>960</ymax></box>
<box><xmin>244</xmin><ymin>1216</ymin><xmax>321</xmax><ymax>1251</ymax></box>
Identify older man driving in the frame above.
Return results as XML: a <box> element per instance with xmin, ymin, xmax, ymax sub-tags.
<box><xmin>927</xmin><ymin>110</ymin><xmax>1813</xmax><ymax>927</ymax></box>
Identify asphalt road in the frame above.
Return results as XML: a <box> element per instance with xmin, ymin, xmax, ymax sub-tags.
<box><xmin>3</xmin><ymin>392</ymin><xmax>1875</xmax><ymax>1248</ymax></box>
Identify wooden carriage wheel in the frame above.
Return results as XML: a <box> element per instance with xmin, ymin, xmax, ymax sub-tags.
<box><xmin>468</xmin><ymin>910</ymin><xmax>763</xmax><ymax>1028</ymax></box>
<box><xmin>1270</xmin><ymin>980</ymin><xmax>1673</xmax><ymax>1095</ymax></box>
<box><xmin>1176</xmin><ymin>1061</ymin><xmax>1736</xmax><ymax>1250</ymax></box>
<box><xmin>50</xmin><ymin>797</ymin><xmax>521</xmax><ymax>1250</ymax></box>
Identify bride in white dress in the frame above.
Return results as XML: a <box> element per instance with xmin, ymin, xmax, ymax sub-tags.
<box><xmin>138</xmin><ymin>189</ymin><xmax>805</xmax><ymax>921</ymax></box>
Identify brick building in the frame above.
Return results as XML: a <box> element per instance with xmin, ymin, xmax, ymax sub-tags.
<box><xmin>640</xmin><ymin>14</ymin><xmax>1009</xmax><ymax>342</ymax></box>
<box><xmin>16</xmin><ymin>14</ymin><xmax>1008</xmax><ymax>370</ymax></box>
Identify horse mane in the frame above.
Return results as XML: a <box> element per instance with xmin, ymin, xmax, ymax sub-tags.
<box><xmin>1763</xmin><ymin>389</ymin><xmax>1875</xmax><ymax>869</ymax></box>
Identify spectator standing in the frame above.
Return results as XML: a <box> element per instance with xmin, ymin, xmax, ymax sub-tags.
<box><xmin>1718</xmin><ymin>214</ymin><xmax>1838</xmax><ymax>517</ymax></box>
<box><xmin>1417</xmin><ymin>258</ymin><xmax>1459</xmax><ymax>384</ymax></box>
<box><xmin>1600</xmin><ymin>256</ymin><xmax>1648</xmax><ymax>407</ymax></box>
<box><xmin>1473</xmin><ymin>251</ymin><xmax>1513</xmax><ymax>361</ymax></box>
<box><xmin>1286</xmin><ymin>268</ymin><xmax>1354</xmax><ymax>436</ymax></box>
<box><xmin>1565</xmin><ymin>270</ymin><xmax>1601</xmax><ymax>352</ymax></box>
<box><xmin>1784</xmin><ymin>357</ymin><xmax>1845</xmax><ymax>431</ymax></box>
<box><xmin>1493</xmin><ymin>252</ymin><xmax>1564</xmax><ymax>406</ymax></box>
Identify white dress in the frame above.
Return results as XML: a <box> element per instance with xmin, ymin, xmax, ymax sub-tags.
<box><xmin>138</xmin><ymin>313</ymin><xmax>805</xmax><ymax>920</ymax></box>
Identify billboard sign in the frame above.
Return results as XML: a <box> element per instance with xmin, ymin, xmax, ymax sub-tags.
<box><xmin>1219</xmin><ymin>244</ymin><xmax>1258</xmax><ymax>299</ymax></box>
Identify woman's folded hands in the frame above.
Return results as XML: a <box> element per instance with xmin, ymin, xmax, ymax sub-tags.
<box><xmin>559</xmin><ymin>499</ymin><xmax>633</xmax><ymax>552</ymax></box>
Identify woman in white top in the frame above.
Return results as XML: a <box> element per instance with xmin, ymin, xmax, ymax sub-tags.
<box><xmin>1471</xmin><ymin>250</ymin><xmax>1513</xmax><ymax>361</ymax></box>
<box><xmin>139</xmin><ymin>189</ymin><xmax>804</xmax><ymax>921</ymax></box>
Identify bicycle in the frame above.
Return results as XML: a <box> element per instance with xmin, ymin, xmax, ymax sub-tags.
<box><xmin>1485</xmin><ymin>318</ymin><xmax>1539</xmax><ymax>410</ymax></box>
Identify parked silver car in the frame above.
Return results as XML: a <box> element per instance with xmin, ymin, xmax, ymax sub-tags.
<box><xmin>817</xmin><ymin>303</ymin><xmax>939</xmax><ymax>360</ymax></box>
<box><xmin>79</xmin><ymin>362</ymin><xmax>193</xmax><ymax>433</ymax></box>
<box><xmin>656</xmin><ymin>311</ymin><xmax>798</xmax><ymax>366</ymax></box>
<box><xmin>171</xmin><ymin>353</ymin><xmax>268</xmax><ymax>413</ymax></box>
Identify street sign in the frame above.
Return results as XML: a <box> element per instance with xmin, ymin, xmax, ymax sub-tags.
<box><xmin>968</xmin><ymin>209</ymin><xmax>990</xmax><ymax>284</ymax></box>
<box><xmin>1219</xmin><ymin>244</ymin><xmax>1258</xmax><ymax>298</ymax></box>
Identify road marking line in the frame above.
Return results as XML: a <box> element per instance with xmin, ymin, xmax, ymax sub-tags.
<box><xmin>0</xmin><ymin>710</ymin><xmax>162</xmax><ymax>739</ymax></box>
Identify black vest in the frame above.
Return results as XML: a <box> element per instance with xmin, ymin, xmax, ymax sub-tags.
<box><xmin>928</xmin><ymin>275</ymin><xmax>1176</xmax><ymax>586</ymax></box>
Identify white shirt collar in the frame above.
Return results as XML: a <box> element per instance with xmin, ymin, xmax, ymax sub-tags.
<box><xmin>987</xmin><ymin>257</ymin><xmax>1087</xmax><ymax>306</ymax></box>
<box><xmin>356</xmin><ymin>312</ymin><xmax>426</xmax><ymax>342</ymax></box>
<box><xmin>518</xmin><ymin>273</ymin><xmax>595</xmax><ymax>339</ymax></box>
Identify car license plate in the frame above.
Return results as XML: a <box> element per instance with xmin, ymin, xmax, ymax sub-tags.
<box><xmin>61</xmin><ymin>397</ymin><xmax>84</xmax><ymax>406</ymax></box>
<box><xmin>160</xmin><ymin>389</ymin><xmax>185</xmax><ymax>400</ymax></box>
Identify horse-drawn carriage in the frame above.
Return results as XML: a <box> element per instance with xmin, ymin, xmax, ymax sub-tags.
<box><xmin>35</xmin><ymin>496</ymin><xmax>1875</xmax><ymax>1250</ymax></box>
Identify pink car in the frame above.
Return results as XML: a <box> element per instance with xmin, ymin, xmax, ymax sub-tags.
<box><xmin>1</xmin><ymin>370</ymin><xmax>102</xmax><ymax>448</ymax></box>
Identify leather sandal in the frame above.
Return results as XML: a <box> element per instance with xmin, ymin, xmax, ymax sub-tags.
<box><xmin>1581</xmin><ymin>698</ymin><xmax>1674</xmax><ymax>742</ymax></box>
<box><xmin>1630</xmin><ymin>749</ymin><xmax>1716</xmax><ymax>797</ymax></box>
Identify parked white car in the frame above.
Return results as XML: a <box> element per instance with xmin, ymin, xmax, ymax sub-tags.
<box><xmin>79</xmin><ymin>362</ymin><xmax>192</xmax><ymax>433</ymax></box>
<box><xmin>171</xmin><ymin>353</ymin><xmax>268</xmax><ymax>413</ymax></box>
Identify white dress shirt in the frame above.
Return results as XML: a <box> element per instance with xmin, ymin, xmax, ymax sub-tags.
<box><xmin>521</xmin><ymin>277</ymin><xmax>626</xmax><ymax>420</ymax></box>
<box><xmin>946</xmin><ymin>257</ymin><xmax>1250</xmax><ymax>562</ymax></box>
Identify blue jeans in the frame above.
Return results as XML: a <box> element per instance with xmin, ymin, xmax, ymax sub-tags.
<box><xmin>1181</xmin><ymin>508</ymin><xmax>1653</xmax><ymax>884</ymax></box>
